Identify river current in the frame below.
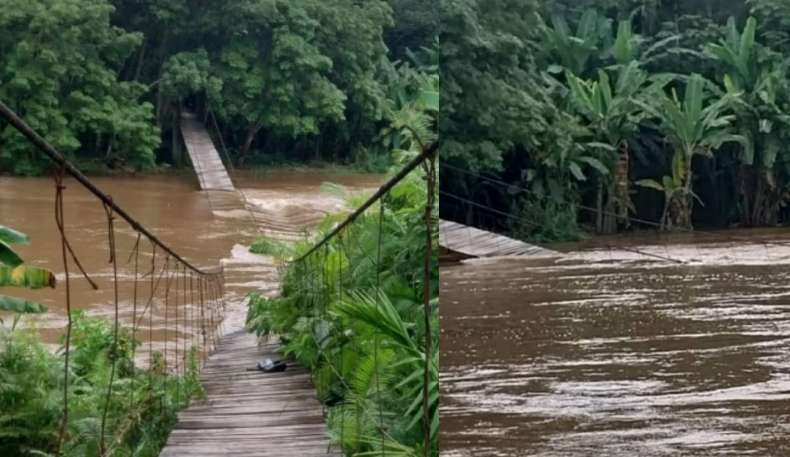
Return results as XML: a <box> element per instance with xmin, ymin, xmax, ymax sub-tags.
<box><xmin>441</xmin><ymin>231</ymin><xmax>790</xmax><ymax>456</ymax></box>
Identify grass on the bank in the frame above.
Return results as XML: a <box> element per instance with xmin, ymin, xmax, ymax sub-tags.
<box><xmin>249</xmin><ymin>237</ymin><xmax>294</xmax><ymax>258</ymax></box>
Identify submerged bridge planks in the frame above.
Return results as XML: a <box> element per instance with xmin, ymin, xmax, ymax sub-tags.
<box><xmin>439</xmin><ymin>219</ymin><xmax>559</xmax><ymax>258</ymax></box>
<box><xmin>181</xmin><ymin>113</ymin><xmax>235</xmax><ymax>192</ymax></box>
<box><xmin>159</xmin><ymin>330</ymin><xmax>339</xmax><ymax>457</ymax></box>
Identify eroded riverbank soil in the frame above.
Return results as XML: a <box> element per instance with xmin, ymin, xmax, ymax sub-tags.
<box><xmin>441</xmin><ymin>231</ymin><xmax>790</xmax><ymax>456</ymax></box>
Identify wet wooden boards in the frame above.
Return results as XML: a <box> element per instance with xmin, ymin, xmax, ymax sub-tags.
<box><xmin>181</xmin><ymin>114</ymin><xmax>235</xmax><ymax>192</ymax></box>
<box><xmin>159</xmin><ymin>330</ymin><xmax>340</xmax><ymax>457</ymax></box>
<box><xmin>439</xmin><ymin>219</ymin><xmax>559</xmax><ymax>258</ymax></box>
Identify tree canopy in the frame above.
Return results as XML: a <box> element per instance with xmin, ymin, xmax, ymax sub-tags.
<box><xmin>0</xmin><ymin>0</ymin><xmax>438</xmax><ymax>174</ymax></box>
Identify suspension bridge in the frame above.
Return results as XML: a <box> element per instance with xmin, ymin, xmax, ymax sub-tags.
<box><xmin>0</xmin><ymin>102</ymin><xmax>436</xmax><ymax>457</ymax></box>
<box><xmin>181</xmin><ymin>112</ymin><xmax>234</xmax><ymax>192</ymax></box>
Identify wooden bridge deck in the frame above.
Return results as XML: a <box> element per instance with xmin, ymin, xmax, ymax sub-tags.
<box><xmin>181</xmin><ymin>114</ymin><xmax>234</xmax><ymax>192</ymax></box>
<box><xmin>160</xmin><ymin>330</ymin><xmax>339</xmax><ymax>457</ymax></box>
<box><xmin>439</xmin><ymin>219</ymin><xmax>559</xmax><ymax>258</ymax></box>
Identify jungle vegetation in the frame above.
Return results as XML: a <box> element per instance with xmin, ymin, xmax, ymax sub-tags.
<box><xmin>440</xmin><ymin>0</ymin><xmax>790</xmax><ymax>239</ymax></box>
<box><xmin>0</xmin><ymin>0</ymin><xmax>438</xmax><ymax>175</ymax></box>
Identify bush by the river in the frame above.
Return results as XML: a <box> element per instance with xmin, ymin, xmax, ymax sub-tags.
<box><xmin>0</xmin><ymin>312</ymin><xmax>202</xmax><ymax>457</ymax></box>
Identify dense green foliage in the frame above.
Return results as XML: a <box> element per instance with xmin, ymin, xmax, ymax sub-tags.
<box><xmin>0</xmin><ymin>312</ymin><xmax>202</xmax><ymax>456</ymax></box>
<box><xmin>0</xmin><ymin>0</ymin><xmax>438</xmax><ymax>175</ymax></box>
<box><xmin>0</xmin><ymin>0</ymin><xmax>160</xmax><ymax>175</ymax></box>
<box><xmin>247</xmin><ymin>170</ymin><xmax>438</xmax><ymax>456</ymax></box>
<box><xmin>440</xmin><ymin>0</ymin><xmax>790</xmax><ymax>238</ymax></box>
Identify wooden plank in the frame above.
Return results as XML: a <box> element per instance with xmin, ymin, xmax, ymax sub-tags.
<box><xmin>438</xmin><ymin>219</ymin><xmax>560</xmax><ymax>259</ymax></box>
<box><xmin>159</xmin><ymin>330</ymin><xmax>337</xmax><ymax>456</ymax></box>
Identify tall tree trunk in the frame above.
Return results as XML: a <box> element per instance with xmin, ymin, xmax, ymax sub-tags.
<box><xmin>240</xmin><ymin>124</ymin><xmax>262</xmax><ymax>161</ymax></box>
<box><xmin>133</xmin><ymin>39</ymin><xmax>147</xmax><ymax>82</ymax></box>
<box><xmin>596</xmin><ymin>180</ymin><xmax>604</xmax><ymax>233</ymax></box>
<box><xmin>615</xmin><ymin>141</ymin><xmax>631</xmax><ymax>229</ymax></box>
<box><xmin>105</xmin><ymin>136</ymin><xmax>115</xmax><ymax>162</ymax></box>
<box><xmin>155</xmin><ymin>32</ymin><xmax>170</xmax><ymax>129</ymax></box>
<box><xmin>603</xmin><ymin>182</ymin><xmax>617</xmax><ymax>234</ymax></box>
<box><xmin>679</xmin><ymin>153</ymin><xmax>695</xmax><ymax>229</ymax></box>
<box><xmin>172</xmin><ymin>115</ymin><xmax>182</xmax><ymax>167</ymax></box>
<box><xmin>739</xmin><ymin>164</ymin><xmax>754</xmax><ymax>226</ymax></box>
<box><xmin>660</xmin><ymin>194</ymin><xmax>670</xmax><ymax>231</ymax></box>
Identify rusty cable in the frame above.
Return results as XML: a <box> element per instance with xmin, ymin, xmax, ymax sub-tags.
<box><xmin>421</xmin><ymin>151</ymin><xmax>437</xmax><ymax>457</ymax></box>
<box><xmin>99</xmin><ymin>201</ymin><xmax>120</xmax><ymax>456</ymax></box>
<box><xmin>54</xmin><ymin>166</ymin><xmax>71</xmax><ymax>454</ymax></box>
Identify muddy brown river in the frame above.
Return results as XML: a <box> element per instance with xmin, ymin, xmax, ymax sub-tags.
<box><xmin>0</xmin><ymin>170</ymin><xmax>380</xmax><ymax>351</ymax></box>
<box><xmin>441</xmin><ymin>232</ymin><xmax>790</xmax><ymax>456</ymax></box>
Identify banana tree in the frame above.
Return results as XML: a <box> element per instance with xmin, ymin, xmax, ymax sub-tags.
<box><xmin>541</xmin><ymin>10</ymin><xmax>680</xmax><ymax>78</ymax></box>
<box><xmin>540</xmin><ymin>9</ymin><xmax>613</xmax><ymax>77</ymax></box>
<box><xmin>641</xmin><ymin>74</ymin><xmax>746</xmax><ymax>229</ymax></box>
<box><xmin>706</xmin><ymin>16</ymin><xmax>790</xmax><ymax>226</ymax></box>
<box><xmin>565</xmin><ymin>62</ymin><xmax>671</xmax><ymax>233</ymax></box>
<box><xmin>636</xmin><ymin>154</ymin><xmax>690</xmax><ymax>231</ymax></box>
<box><xmin>0</xmin><ymin>225</ymin><xmax>53</xmax><ymax>323</ymax></box>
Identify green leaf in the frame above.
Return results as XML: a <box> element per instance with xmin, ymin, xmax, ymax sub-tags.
<box><xmin>636</xmin><ymin>179</ymin><xmax>665</xmax><ymax>192</ymax></box>
<box><xmin>612</xmin><ymin>20</ymin><xmax>634</xmax><ymax>64</ymax></box>
<box><xmin>568</xmin><ymin>162</ymin><xmax>586</xmax><ymax>181</ymax></box>
<box><xmin>586</xmin><ymin>142</ymin><xmax>617</xmax><ymax>152</ymax></box>
<box><xmin>418</xmin><ymin>89</ymin><xmax>439</xmax><ymax>112</ymax></box>
<box><xmin>739</xmin><ymin>17</ymin><xmax>757</xmax><ymax>76</ymax></box>
<box><xmin>0</xmin><ymin>240</ymin><xmax>24</xmax><ymax>268</ymax></box>
<box><xmin>0</xmin><ymin>225</ymin><xmax>29</xmax><ymax>245</ymax></box>
<box><xmin>577</xmin><ymin>156</ymin><xmax>610</xmax><ymax>176</ymax></box>
<box><xmin>0</xmin><ymin>295</ymin><xmax>47</xmax><ymax>314</ymax></box>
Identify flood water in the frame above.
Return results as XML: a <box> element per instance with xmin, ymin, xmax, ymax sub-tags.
<box><xmin>441</xmin><ymin>231</ymin><xmax>790</xmax><ymax>456</ymax></box>
<box><xmin>0</xmin><ymin>170</ymin><xmax>380</xmax><ymax>352</ymax></box>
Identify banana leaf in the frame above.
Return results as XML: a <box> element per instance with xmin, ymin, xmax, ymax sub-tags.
<box><xmin>418</xmin><ymin>89</ymin><xmax>438</xmax><ymax>112</ymax></box>
<box><xmin>0</xmin><ymin>240</ymin><xmax>23</xmax><ymax>268</ymax></box>
<box><xmin>0</xmin><ymin>295</ymin><xmax>48</xmax><ymax>314</ymax></box>
<box><xmin>0</xmin><ymin>265</ymin><xmax>56</xmax><ymax>289</ymax></box>
<box><xmin>0</xmin><ymin>225</ymin><xmax>29</xmax><ymax>245</ymax></box>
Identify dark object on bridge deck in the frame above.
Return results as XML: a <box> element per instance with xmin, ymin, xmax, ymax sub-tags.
<box><xmin>251</xmin><ymin>358</ymin><xmax>287</xmax><ymax>373</ymax></box>
<box><xmin>159</xmin><ymin>330</ymin><xmax>339</xmax><ymax>457</ymax></box>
